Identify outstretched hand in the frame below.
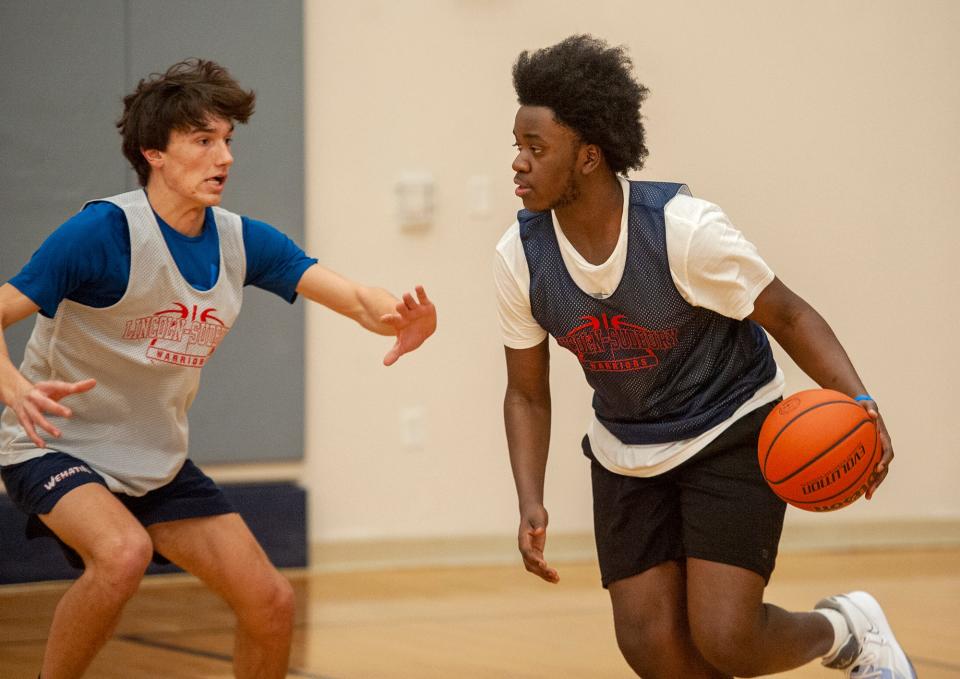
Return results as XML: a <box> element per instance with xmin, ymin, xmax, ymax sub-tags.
<box><xmin>7</xmin><ymin>378</ymin><xmax>96</xmax><ymax>448</ymax></box>
<box><xmin>380</xmin><ymin>285</ymin><xmax>436</xmax><ymax>366</ymax></box>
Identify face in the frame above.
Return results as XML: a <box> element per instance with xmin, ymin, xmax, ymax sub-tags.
<box><xmin>143</xmin><ymin>115</ymin><xmax>234</xmax><ymax>207</ymax></box>
<box><xmin>512</xmin><ymin>106</ymin><xmax>582</xmax><ymax>212</ymax></box>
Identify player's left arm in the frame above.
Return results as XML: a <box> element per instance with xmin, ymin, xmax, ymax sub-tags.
<box><xmin>748</xmin><ymin>276</ymin><xmax>892</xmax><ymax>497</ymax></box>
<box><xmin>295</xmin><ymin>263</ymin><xmax>436</xmax><ymax>366</ymax></box>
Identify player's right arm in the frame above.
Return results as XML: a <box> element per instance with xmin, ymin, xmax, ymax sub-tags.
<box><xmin>504</xmin><ymin>340</ymin><xmax>559</xmax><ymax>583</ymax></box>
<box><xmin>495</xmin><ymin>224</ymin><xmax>558</xmax><ymax>582</ymax></box>
<box><xmin>0</xmin><ymin>287</ymin><xmax>96</xmax><ymax>448</ymax></box>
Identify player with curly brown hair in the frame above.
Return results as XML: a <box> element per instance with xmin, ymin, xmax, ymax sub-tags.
<box><xmin>0</xmin><ymin>58</ymin><xmax>436</xmax><ymax>679</ymax></box>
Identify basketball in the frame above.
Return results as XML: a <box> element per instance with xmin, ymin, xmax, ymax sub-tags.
<box><xmin>758</xmin><ymin>389</ymin><xmax>880</xmax><ymax>512</ymax></box>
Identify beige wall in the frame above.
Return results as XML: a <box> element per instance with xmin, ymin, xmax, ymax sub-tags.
<box><xmin>303</xmin><ymin>0</ymin><xmax>960</xmax><ymax>547</ymax></box>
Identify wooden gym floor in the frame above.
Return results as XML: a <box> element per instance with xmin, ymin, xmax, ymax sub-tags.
<box><xmin>1</xmin><ymin>547</ymin><xmax>958</xmax><ymax>678</ymax></box>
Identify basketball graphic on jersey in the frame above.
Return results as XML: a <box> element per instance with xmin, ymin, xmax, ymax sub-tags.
<box><xmin>556</xmin><ymin>313</ymin><xmax>677</xmax><ymax>372</ymax></box>
<box><xmin>120</xmin><ymin>302</ymin><xmax>230</xmax><ymax>368</ymax></box>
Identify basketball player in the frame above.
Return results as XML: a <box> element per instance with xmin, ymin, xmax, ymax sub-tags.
<box><xmin>496</xmin><ymin>35</ymin><xmax>914</xmax><ymax>678</ymax></box>
<box><xmin>0</xmin><ymin>59</ymin><xmax>436</xmax><ymax>679</ymax></box>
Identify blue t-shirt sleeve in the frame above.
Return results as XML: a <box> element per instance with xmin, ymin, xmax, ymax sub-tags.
<box><xmin>8</xmin><ymin>202</ymin><xmax>130</xmax><ymax>318</ymax></box>
<box><xmin>242</xmin><ymin>217</ymin><xmax>317</xmax><ymax>303</ymax></box>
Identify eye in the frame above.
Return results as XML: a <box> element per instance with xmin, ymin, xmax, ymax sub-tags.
<box><xmin>513</xmin><ymin>142</ymin><xmax>542</xmax><ymax>154</ymax></box>
<box><xmin>197</xmin><ymin>137</ymin><xmax>210</xmax><ymax>146</ymax></box>
<box><xmin>225</xmin><ymin>137</ymin><xmax>233</xmax><ymax>146</ymax></box>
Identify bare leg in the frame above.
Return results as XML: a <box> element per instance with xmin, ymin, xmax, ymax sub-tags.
<box><xmin>686</xmin><ymin>558</ymin><xmax>834</xmax><ymax>677</ymax></box>
<box><xmin>609</xmin><ymin>560</ymin><xmax>729</xmax><ymax>678</ymax></box>
<box><xmin>148</xmin><ymin>513</ymin><xmax>295</xmax><ymax>679</ymax></box>
<box><xmin>38</xmin><ymin>484</ymin><xmax>153</xmax><ymax>679</ymax></box>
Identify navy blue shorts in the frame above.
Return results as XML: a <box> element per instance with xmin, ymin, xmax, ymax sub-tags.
<box><xmin>1</xmin><ymin>452</ymin><xmax>235</xmax><ymax>569</ymax></box>
<box><xmin>586</xmin><ymin>401</ymin><xmax>787</xmax><ymax>588</ymax></box>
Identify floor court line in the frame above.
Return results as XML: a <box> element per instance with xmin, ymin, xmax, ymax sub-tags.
<box><xmin>116</xmin><ymin>634</ymin><xmax>334</xmax><ymax>679</ymax></box>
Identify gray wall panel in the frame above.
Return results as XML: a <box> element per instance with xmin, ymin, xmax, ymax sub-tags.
<box><xmin>1</xmin><ymin>1</ymin><xmax>305</xmax><ymax>464</ymax></box>
<box><xmin>0</xmin><ymin>0</ymin><xmax>127</xmax><ymax>360</ymax></box>
<box><xmin>125</xmin><ymin>0</ymin><xmax>306</xmax><ymax>463</ymax></box>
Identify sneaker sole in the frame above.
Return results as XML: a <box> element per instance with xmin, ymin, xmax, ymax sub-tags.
<box><xmin>844</xmin><ymin>591</ymin><xmax>917</xmax><ymax>679</ymax></box>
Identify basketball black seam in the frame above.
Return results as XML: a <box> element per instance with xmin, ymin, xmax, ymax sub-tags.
<box><xmin>767</xmin><ymin>419</ymin><xmax>873</xmax><ymax>484</ymax></box>
<box><xmin>774</xmin><ymin>426</ymin><xmax>879</xmax><ymax>506</ymax></box>
<box><xmin>761</xmin><ymin>399</ymin><xmax>863</xmax><ymax>477</ymax></box>
<box><xmin>777</xmin><ymin>426</ymin><xmax>878</xmax><ymax>503</ymax></box>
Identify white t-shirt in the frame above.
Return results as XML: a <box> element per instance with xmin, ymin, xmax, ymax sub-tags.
<box><xmin>494</xmin><ymin>177</ymin><xmax>784</xmax><ymax>476</ymax></box>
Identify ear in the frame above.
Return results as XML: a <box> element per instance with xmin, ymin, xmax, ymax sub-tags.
<box><xmin>142</xmin><ymin>148</ymin><xmax>164</xmax><ymax>169</ymax></box>
<box><xmin>579</xmin><ymin>143</ymin><xmax>603</xmax><ymax>175</ymax></box>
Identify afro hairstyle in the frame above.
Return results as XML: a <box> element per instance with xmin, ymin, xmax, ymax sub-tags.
<box><xmin>513</xmin><ymin>35</ymin><xmax>649</xmax><ymax>174</ymax></box>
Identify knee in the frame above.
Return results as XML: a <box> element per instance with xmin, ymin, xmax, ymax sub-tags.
<box><xmin>614</xmin><ymin>612</ymin><xmax>656</xmax><ymax>659</ymax></box>
<box><xmin>237</xmin><ymin>570</ymin><xmax>295</xmax><ymax>637</ymax></box>
<box><xmin>613</xmin><ymin>609</ymin><xmax>680</xmax><ymax>675</ymax></box>
<box><xmin>85</xmin><ymin>530</ymin><xmax>152</xmax><ymax>598</ymax></box>
<box><xmin>267</xmin><ymin>574</ymin><xmax>296</xmax><ymax>628</ymax></box>
<box><xmin>691</xmin><ymin>617</ymin><xmax>761</xmax><ymax>677</ymax></box>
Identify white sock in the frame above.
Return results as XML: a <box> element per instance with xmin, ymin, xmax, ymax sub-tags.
<box><xmin>816</xmin><ymin>608</ymin><xmax>850</xmax><ymax>659</ymax></box>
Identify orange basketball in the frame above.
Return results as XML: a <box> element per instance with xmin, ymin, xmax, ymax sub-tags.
<box><xmin>758</xmin><ymin>389</ymin><xmax>879</xmax><ymax>512</ymax></box>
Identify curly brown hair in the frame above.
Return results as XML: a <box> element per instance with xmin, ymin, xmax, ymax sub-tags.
<box><xmin>117</xmin><ymin>59</ymin><xmax>255</xmax><ymax>186</ymax></box>
<box><xmin>513</xmin><ymin>35</ymin><xmax>649</xmax><ymax>174</ymax></box>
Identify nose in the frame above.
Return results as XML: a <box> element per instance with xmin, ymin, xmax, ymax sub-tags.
<box><xmin>218</xmin><ymin>140</ymin><xmax>234</xmax><ymax>167</ymax></box>
<box><xmin>512</xmin><ymin>151</ymin><xmax>529</xmax><ymax>173</ymax></box>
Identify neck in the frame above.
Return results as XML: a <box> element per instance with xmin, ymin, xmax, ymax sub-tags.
<box><xmin>144</xmin><ymin>180</ymin><xmax>206</xmax><ymax>237</ymax></box>
<box><xmin>554</xmin><ymin>172</ymin><xmax>623</xmax><ymax>264</ymax></box>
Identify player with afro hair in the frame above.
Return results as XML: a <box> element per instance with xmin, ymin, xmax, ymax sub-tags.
<box><xmin>497</xmin><ymin>34</ymin><xmax>914</xmax><ymax>679</ymax></box>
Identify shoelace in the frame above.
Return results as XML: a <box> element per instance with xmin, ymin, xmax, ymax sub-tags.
<box><xmin>850</xmin><ymin>631</ymin><xmax>892</xmax><ymax>678</ymax></box>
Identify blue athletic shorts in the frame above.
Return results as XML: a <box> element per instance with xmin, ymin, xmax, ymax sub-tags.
<box><xmin>1</xmin><ymin>452</ymin><xmax>235</xmax><ymax>569</ymax></box>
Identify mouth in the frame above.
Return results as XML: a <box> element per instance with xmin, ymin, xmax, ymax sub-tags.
<box><xmin>206</xmin><ymin>174</ymin><xmax>228</xmax><ymax>190</ymax></box>
<box><xmin>514</xmin><ymin>177</ymin><xmax>531</xmax><ymax>198</ymax></box>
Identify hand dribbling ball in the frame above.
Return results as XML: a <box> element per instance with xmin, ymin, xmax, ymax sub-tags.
<box><xmin>758</xmin><ymin>389</ymin><xmax>879</xmax><ymax>511</ymax></box>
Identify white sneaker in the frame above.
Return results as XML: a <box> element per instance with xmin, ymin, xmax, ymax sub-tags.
<box><xmin>816</xmin><ymin>591</ymin><xmax>917</xmax><ymax>678</ymax></box>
